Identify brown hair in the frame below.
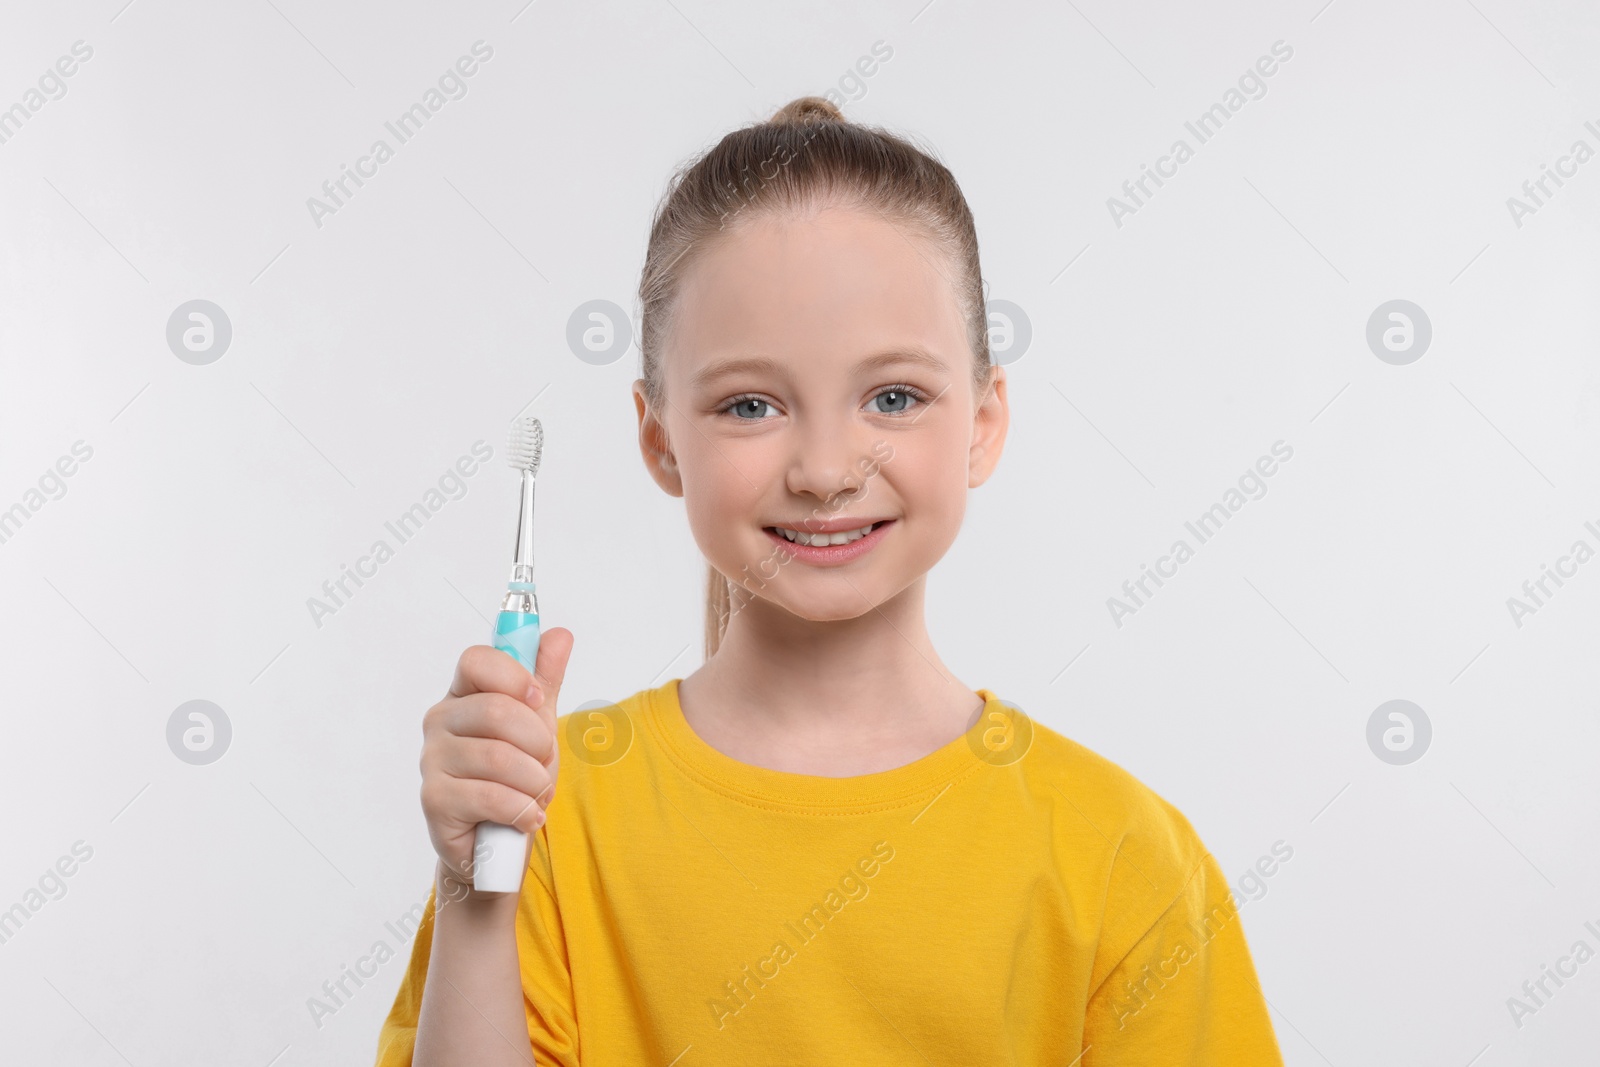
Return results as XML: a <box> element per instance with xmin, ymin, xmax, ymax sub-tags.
<box><xmin>635</xmin><ymin>95</ymin><xmax>992</xmax><ymax>660</ymax></box>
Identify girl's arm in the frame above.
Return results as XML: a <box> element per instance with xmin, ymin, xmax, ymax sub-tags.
<box><xmin>397</xmin><ymin>636</ymin><xmax>574</xmax><ymax>1065</ymax></box>
<box><xmin>411</xmin><ymin>862</ymin><xmax>534</xmax><ymax>1067</ymax></box>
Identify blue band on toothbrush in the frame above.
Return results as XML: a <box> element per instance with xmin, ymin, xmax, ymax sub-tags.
<box><xmin>494</xmin><ymin>609</ymin><xmax>541</xmax><ymax>673</ymax></box>
<box><xmin>508</xmin><ymin>581</ymin><xmax>537</xmax><ymax>592</ymax></box>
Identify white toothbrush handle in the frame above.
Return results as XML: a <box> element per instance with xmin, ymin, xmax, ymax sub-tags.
<box><xmin>472</xmin><ymin>600</ymin><xmax>540</xmax><ymax>892</ymax></box>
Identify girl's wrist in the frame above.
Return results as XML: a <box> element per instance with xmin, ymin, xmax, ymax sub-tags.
<box><xmin>434</xmin><ymin>859</ymin><xmax>521</xmax><ymax>920</ymax></box>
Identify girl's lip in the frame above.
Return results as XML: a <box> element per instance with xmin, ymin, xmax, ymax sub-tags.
<box><xmin>762</xmin><ymin>519</ymin><xmax>894</xmax><ymax>566</ymax></box>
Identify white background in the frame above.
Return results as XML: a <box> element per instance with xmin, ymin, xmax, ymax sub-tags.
<box><xmin>2</xmin><ymin>0</ymin><xmax>1597</xmax><ymax>1064</ymax></box>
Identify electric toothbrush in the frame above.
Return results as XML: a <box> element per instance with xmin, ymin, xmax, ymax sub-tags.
<box><xmin>473</xmin><ymin>415</ymin><xmax>544</xmax><ymax>893</ymax></box>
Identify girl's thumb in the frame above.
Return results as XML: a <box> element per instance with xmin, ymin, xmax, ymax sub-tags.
<box><xmin>531</xmin><ymin>626</ymin><xmax>575</xmax><ymax>715</ymax></box>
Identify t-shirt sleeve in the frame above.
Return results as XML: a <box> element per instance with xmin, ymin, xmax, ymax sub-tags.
<box><xmin>1081</xmin><ymin>849</ymin><xmax>1283</xmax><ymax>1066</ymax></box>
<box><xmin>373</xmin><ymin>827</ymin><xmax>580</xmax><ymax>1066</ymax></box>
<box><xmin>514</xmin><ymin>830</ymin><xmax>582</xmax><ymax>1065</ymax></box>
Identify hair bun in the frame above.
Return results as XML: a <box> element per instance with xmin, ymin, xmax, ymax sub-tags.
<box><xmin>769</xmin><ymin>95</ymin><xmax>846</xmax><ymax>125</ymax></box>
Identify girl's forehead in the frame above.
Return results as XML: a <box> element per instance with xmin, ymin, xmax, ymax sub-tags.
<box><xmin>667</xmin><ymin>207</ymin><xmax>968</xmax><ymax>374</ymax></box>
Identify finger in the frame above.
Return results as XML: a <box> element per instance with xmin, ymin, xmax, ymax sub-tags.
<box><xmin>527</xmin><ymin>627</ymin><xmax>575</xmax><ymax>728</ymax></box>
<box><xmin>432</xmin><ymin>693</ymin><xmax>556</xmax><ymax>765</ymax></box>
<box><xmin>439</xmin><ymin>736</ymin><xmax>554</xmax><ymax>808</ymax></box>
<box><xmin>447</xmin><ymin>643</ymin><xmax>538</xmax><ymax>704</ymax></box>
<box><xmin>460</xmin><ymin>777</ymin><xmax>548</xmax><ymax>835</ymax></box>
<box><xmin>531</xmin><ymin>627</ymin><xmax>574</xmax><ymax>696</ymax></box>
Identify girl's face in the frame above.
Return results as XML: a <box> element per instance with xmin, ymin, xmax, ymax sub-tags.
<box><xmin>634</xmin><ymin>201</ymin><xmax>1009</xmax><ymax>623</ymax></box>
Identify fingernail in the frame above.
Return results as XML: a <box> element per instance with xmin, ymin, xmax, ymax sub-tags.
<box><xmin>533</xmin><ymin>808</ymin><xmax>546</xmax><ymax>827</ymax></box>
<box><xmin>526</xmin><ymin>684</ymin><xmax>542</xmax><ymax>705</ymax></box>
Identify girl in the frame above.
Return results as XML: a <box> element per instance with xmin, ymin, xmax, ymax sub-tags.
<box><xmin>377</xmin><ymin>96</ymin><xmax>1284</xmax><ymax>1065</ymax></box>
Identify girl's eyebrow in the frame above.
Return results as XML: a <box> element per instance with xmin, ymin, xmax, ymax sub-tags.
<box><xmin>690</xmin><ymin>347</ymin><xmax>949</xmax><ymax>390</ymax></box>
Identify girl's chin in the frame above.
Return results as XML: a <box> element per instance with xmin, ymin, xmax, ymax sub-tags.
<box><xmin>727</xmin><ymin>577</ymin><xmax>902</xmax><ymax>624</ymax></box>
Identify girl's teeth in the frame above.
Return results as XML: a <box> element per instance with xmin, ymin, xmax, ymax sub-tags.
<box><xmin>775</xmin><ymin>523</ymin><xmax>877</xmax><ymax>546</ymax></box>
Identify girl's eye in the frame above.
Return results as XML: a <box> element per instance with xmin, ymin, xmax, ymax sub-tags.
<box><xmin>869</xmin><ymin>386</ymin><xmax>925</xmax><ymax>416</ymax></box>
<box><xmin>722</xmin><ymin>395</ymin><xmax>775</xmax><ymax>420</ymax></box>
<box><xmin>719</xmin><ymin>386</ymin><xmax>928</xmax><ymax>420</ymax></box>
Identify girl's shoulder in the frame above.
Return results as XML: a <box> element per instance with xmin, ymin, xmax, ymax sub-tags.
<box><xmin>1013</xmin><ymin>712</ymin><xmax>1213</xmax><ymax>887</ymax></box>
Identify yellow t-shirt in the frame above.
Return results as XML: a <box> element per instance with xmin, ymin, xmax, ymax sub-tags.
<box><xmin>375</xmin><ymin>679</ymin><xmax>1283</xmax><ymax>1065</ymax></box>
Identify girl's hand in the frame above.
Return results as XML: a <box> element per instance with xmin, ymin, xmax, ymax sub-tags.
<box><xmin>419</xmin><ymin>627</ymin><xmax>575</xmax><ymax>888</ymax></box>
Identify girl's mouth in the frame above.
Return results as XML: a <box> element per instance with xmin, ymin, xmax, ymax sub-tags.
<box><xmin>762</xmin><ymin>519</ymin><xmax>894</xmax><ymax>565</ymax></box>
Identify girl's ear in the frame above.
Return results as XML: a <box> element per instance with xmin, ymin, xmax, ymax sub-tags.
<box><xmin>634</xmin><ymin>380</ymin><xmax>684</xmax><ymax>497</ymax></box>
<box><xmin>968</xmin><ymin>363</ymin><xmax>1009</xmax><ymax>489</ymax></box>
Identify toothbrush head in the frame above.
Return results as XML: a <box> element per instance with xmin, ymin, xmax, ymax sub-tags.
<box><xmin>507</xmin><ymin>417</ymin><xmax>544</xmax><ymax>476</ymax></box>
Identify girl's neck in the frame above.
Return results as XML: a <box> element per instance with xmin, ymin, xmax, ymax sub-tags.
<box><xmin>675</xmin><ymin>578</ymin><xmax>986</xmax><ymax>776</ymax></box>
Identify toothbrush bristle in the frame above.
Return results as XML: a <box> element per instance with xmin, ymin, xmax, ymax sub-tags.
<box><xmin>507</xmin><ymin>417</ymin><xmax>543</xmax><ymax>475</ymax></box>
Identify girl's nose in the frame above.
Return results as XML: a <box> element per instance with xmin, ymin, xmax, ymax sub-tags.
<box><xmin>783</xmin><ymin>415</ymin><xmax>872</xmax><ymax>506</ymax></box>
